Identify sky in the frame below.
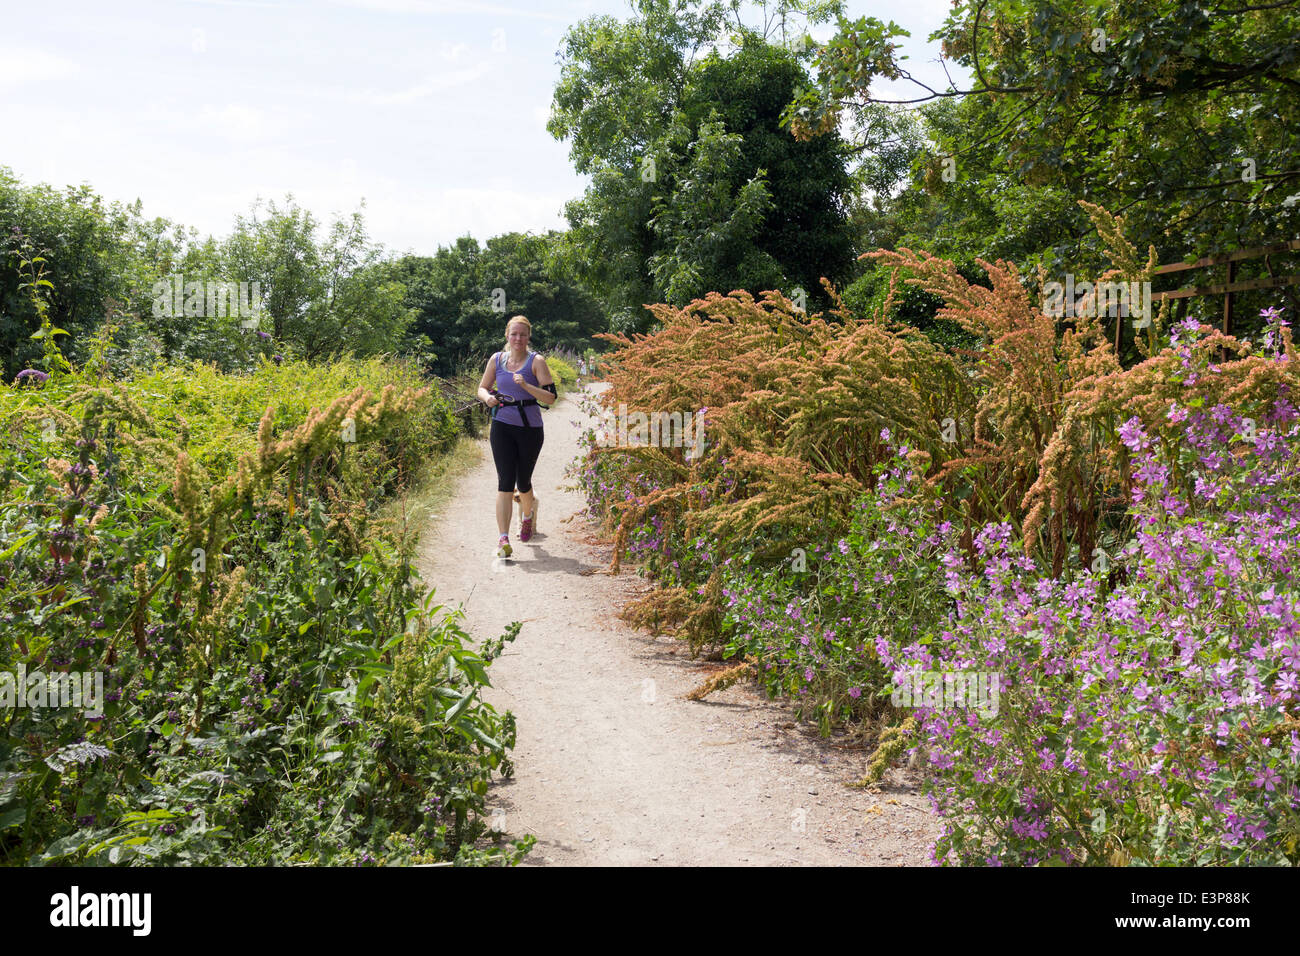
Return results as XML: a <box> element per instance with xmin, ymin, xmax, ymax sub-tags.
<box><xmin>0</xmin><ymin>0</ymin><xmax>965</xmax><ymax>257</ymax></box>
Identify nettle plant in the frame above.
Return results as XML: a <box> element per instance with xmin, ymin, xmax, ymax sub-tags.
<box><xmin>878</xmin><ymin>368</ymin><xmax>1300</xmax><ymax>865</ymax></box>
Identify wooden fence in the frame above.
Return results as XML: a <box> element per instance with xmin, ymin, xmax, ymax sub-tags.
<box><xmin>1150</xmin><ymin>239</ymin><xmax>1300</xmax><ymax>341</ymax></box>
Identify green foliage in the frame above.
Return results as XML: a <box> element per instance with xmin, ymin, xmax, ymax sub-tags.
<box><xmin>387</xmin><ymin>231</ymin><xmax>607</xmax><ymax>377</ymax></box>
<box><xmin>222</xmin><ymin>198</ymin><xmax>421</xmax><ymax>363</ymax></box>
<box><xmin>841</xmin><ymin>257</ymin><xmax>983</xmax><ymax>352</ymax></box>
<box><xmin>1</xmin><ymin>173</ymin><xmax>421</xmax><ymax>378</ymax></box>
<box><xmin>118</xmin><ymin>356</ymin><xmax>457</xmax><ymax>489</ymax></box>
<box><xmin>645</xmin><ymin>115</ymin><xmax>781</xmax><ymax>307</ymax></box>
<box><xmin>683</xmin><ymin>39</ymin><xmax>856</xmax><ymax>303</ymax></box>
<box><xmin>0</xmin><ymin>355</ymin><xmax>529</xmax><ymax>866</ymax></box>
<box><xmin>0</xmin><ymin>168</ymin><xmax>141</xmax><ymax>380</ymax></box>
<box><xmin>546</xmin><ymin>356</ymin><xmax>578</xmax><ymax>389</ymax></box>
<box><xmin>788</xmin><ymin>0</ymin><xmax>1300</xmax><ymax>327</ymax></box>
<box><xmin>549</xmin><ymin>1</ymin><xmax>856</xmax><ymax>329</ymax></box>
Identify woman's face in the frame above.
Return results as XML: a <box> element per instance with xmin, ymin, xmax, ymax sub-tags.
<box><xmin>507</xmin><ymin>323</ymin><xmax>530</xmax><ymax>351</ymax></box>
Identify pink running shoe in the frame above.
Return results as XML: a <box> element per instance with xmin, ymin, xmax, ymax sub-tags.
<box><xmin>520</xmin><ymin>498</ymin><xmax>538</xmax><ymax>542</ymax></box>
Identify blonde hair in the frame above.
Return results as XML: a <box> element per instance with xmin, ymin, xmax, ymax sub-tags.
<box><xmin>504</xmin><ymin>315</ymin><xmax>532</xmax><ymax>344</ymax></box>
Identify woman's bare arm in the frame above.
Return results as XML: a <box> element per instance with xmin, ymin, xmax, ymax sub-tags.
<box><xmin>531</xmin><ymin>356</ymin><xmax>557</xmax><ymax>405</ymax></box>
<box><xmin>477</xmin><ymin>355</ymin><xmax>499</xmax><ymax>405</ymax></box>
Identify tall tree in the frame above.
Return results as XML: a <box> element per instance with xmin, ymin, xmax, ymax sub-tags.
<box><xmin>221</xmin><ymin>198</ymin><xmax>416</xmax><ymax>362</ymax></box>
<box><xmin>786</xmin><ymin>0</ymin><xmax>1300</xmax><ymax>267</ymax></box>
<box><xmin>0</xmin><ymin>168</ymin><xmax>138</xmax><ymax>379</ymax></box>
<box><xmin>549</xmin><ymin>0</ymin><xmax>857</xmax><ymax>331</ymax></box>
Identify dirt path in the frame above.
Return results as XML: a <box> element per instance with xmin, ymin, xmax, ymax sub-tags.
<box><xmin>415</xmin><ymin>384</ymin><xmax>940</xmax><ymax>866</ymax></box>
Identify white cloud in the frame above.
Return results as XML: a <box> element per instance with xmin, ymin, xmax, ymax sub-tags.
<box><xmin>325</xmin><ymin>0</ymin><xmax>570</xmax><ymax>19</ymax></box>
<box><xmin>195</xmin><ymin>103</ymin><xmax>272</xmax><ymax>141</ymax></box>
<box><xmin>345</xmin><ymin>61</ymin><xmax>496</xmax><ymax>104</ymax></box>
<box><xmin>438</xmin><ymin>41</ymin><xmax>470</xmax><ymax>61</ymax></box>
<box><xmin>0</xmin><ymin>47</ymin><xmax>80</xmax><ymax>87</ymax></box>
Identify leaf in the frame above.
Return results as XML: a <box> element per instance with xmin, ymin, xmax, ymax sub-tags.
<box><xmin>445</xmin><ymin>688</ymin><xmax>476</xmax><ymax>723</ymax></box>
<box><xmin>459</xmin><ymin>724</ymin><xmax>502</xmax><ymax>751</ymax></box>
<box><xmin>41</xmin><ymin>594</ymin><xmax>93</xmax><ymax>617</ymax></box>
<box><xmin>356</xmin><ymin>674</ymin><xmax>379</xmax><ymax>701</ymax></box>
<box><xmin>0</xmin><ymin>807</ymin><xmax>26</xmax><ymax>829</ymax></box>
<box><xmin>457</xmin><ymin>657</ymin><xmax>489</xmax><ymax>685</ymax></box>
<box><xmin>39</xmin><ymin>833</ymin><xmax>87</xmax><ymax>860</ymax></box>
<box><xmin>184</xmin><ymin>770</ymin><xmax>229</xmax><ymax>787</ymax></box>
<box><xmin>45</xmin><ymin>741</ymin><xmax>111</xmax><ymax>772</ymax></box>
<box><xmin>0</xmin><ymin>533</ymin><xmax>36</xmax><ymax>561</ymax></box>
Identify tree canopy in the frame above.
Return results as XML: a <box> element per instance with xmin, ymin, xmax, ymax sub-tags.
<box><xmin>549</xmin><ymin>0</ymin><xmax>858</xmax><ymax>330</ymax></box>
<box><xmin>387</xmin><ymin>230</ymin><xmax>607</xmax><ymax>377</ymax></box>
<box><xmin>786</xmin><ymin>0</ymin><xmax>1300</xmax><ymax>269</ymax></box>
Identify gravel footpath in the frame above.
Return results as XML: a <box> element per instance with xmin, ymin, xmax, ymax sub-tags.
<box><xmin>415</xmin><ymin>383</ymin><xmax>940</xmax><ymax>866</ymax></box>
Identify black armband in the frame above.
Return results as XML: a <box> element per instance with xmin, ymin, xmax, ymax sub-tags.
<box><xmin>542</xmin><ymin>383</ymin><xmax>557</xmax><ymax>399</ymax></box>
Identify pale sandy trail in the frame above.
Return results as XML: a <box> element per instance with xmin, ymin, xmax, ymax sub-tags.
<box><xmin>415</xmin><ymin>383</ymin><xmax>939</xmax><ymax>866</ymax></box>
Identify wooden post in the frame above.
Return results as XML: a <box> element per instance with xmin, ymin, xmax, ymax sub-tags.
<box><xmin>1114</xmin><ymin>298</ymin><xmax>1122</xmax><ymax>354</ymax></box>
<box><xmin>1223</xmin><ymin>259</ymin><xmax>1236</xmax><ymax>338</ymax></box>
<box><xmin>1222</xmin><ymin>260</ymin><xmax>1236</xmax><ymax>362</ymax></box>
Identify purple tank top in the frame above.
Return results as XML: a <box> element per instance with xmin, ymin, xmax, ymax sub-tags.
<box><xmin>493</xmin><ymin>350</ymin><xmax>543</xmax><ymax>428</ymax></box>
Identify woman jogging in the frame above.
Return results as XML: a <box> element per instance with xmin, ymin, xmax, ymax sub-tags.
<box><xmin>477</xmin><ymin>315</ymin><xmax>557</xmax><ymax>558</ymax></box>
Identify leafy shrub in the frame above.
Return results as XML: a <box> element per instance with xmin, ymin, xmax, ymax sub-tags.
<box><xmin>546</xmin><ymin>356</ymin><xmax>578</xmax><ymax>390</ymax></box>
<box><xmin>716</xmin><ymin>442</ymin><xmax>950</xmax><ymax>733</ymax></box>
<box><xmin>841</xmin><ymin>259</ymin><xmax>982</xmax><ymax>352</ymax></box>
<box><xmin>0</xmin><ymin>354</ymin><xmax>529</xmax><ymax>865</ymax></box>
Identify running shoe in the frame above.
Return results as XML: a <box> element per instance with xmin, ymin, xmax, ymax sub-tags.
<box><xmin>520</xmin><ymin>498</ymin><xmax>538</xmax><ymax>542</ymax></box>
<box><xmin>496</xmin><ymin>535</ymin><xmax>512</xmax><ymax>559</ymax></box>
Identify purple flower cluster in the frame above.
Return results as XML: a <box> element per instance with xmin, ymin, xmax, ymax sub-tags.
<box><xmin>581</xmin><ymin>310</ymin><xmax>1300</xmax><ymax>864</ymax></box>
<box><xmin>874</xmin><ymin>391</ymin><xmax>1300</xmax><ymax>865</ymax></box>
<box><xmin>15</xmin><ymin>368</ymin><xmax>50</xmax><ymax>385</ymax></box>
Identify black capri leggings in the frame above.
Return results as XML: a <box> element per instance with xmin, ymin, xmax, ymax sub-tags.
<box><xmin>490</xmin><ymin>419</ymin><xmax>545</xmax><ymax>494</ymax></box>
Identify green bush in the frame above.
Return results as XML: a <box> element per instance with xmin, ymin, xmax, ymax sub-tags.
<box><xmin>110</xmin><ymin>355</ymin><xmax>458</xmax><ymax>491</ymax></box>
<box><xmin>0</xmin><ymin>356</ymin><xmax>529</xmax><ymax>866</ymax></box>
<box><xmin>546</xmin><ymin>356</ymin><xmax>578</xmax><ymax>391</ymax></box>
<box><xmin>841</xmin><ymin>260</ymin><xmax>982</xmax><ymax>352</ymax></box>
